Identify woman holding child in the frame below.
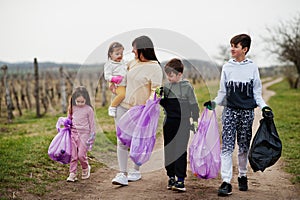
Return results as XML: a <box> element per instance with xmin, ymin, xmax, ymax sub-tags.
<box><xmin>111</xmin><ymin>35</ymin><xmax>163</xmax><ymax>186</ymax></box>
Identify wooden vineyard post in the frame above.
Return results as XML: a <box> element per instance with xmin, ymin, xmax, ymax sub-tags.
<box><xmin>26</xmin><ymin>73</ymin><xmax>32</xmax><ymax>109</ymax></box>
<box><xmin>34</xmin><ymin>58</ymin><xmax>41</xmax><ymax>117</ymax></box>
<box><xmin>100</xmin><ymin>74</ymin><xmax>107</xmax><ymax>106</ymax></box>
<box><xmin>1</xmin><ymin>65</ymin><xmax>14</xmax><ymax>122</ymax></box>
<box><xmin>20</xmin><ymin>74</ymin><xmax>28</xmax><ymax>109</ymax></box>
<box><xmin>59</xmin><ymin>66</ymin><xmax>67</xmax><ymax>114</ymax></box>
<box><xmin>11</xmin><ymin>82</ymin><xmax>22</xmax><ymax>116</ymax></box>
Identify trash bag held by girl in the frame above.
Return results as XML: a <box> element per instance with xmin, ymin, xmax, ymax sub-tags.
<box><xmin>189</xmin><ymin>108</ymin><xmax>221</xmax><ymax>179</ymax></box>
<box><xmin>48</xmin><ymin>117</ymin><xmax>72</xmax><ymax>164</ymax></box>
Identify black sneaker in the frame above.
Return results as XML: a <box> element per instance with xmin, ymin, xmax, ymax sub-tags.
<box><xmin>218</xmin><ymin>182</ymin><xmax>232</xmax><ymax>196</ymax></box>
<box><xmin>172</xmin><ymin>181</ymin><xmax>186</xmax><ymax>192</ymax></box>
<box><xmin>167</xmin><ymin>177</ymin><xmax>175</xmax><ymax>190</ymax></box>
<box><xmin>238</xmin><ymin>176</ymin><xmax>248</xmax><ymax>191</ymax></box>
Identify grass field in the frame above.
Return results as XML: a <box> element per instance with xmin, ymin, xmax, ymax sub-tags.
<box><xmin>0</xmin><ymin>78</ymin><xmax>299</xmax><ymax>199</ymax></box>
<box><xmin>267</xmin><ymin>79</ymin><xmax>300</xmax><ymax>184</ymax></box>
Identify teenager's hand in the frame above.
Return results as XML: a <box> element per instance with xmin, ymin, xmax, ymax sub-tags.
<box><xmin>262</xmin><ymin>106</ymin><xmax>273</xmax><ymax>118</ymax></box>
<box><xmin>203</xmin><ymin>101</ymin><xmax>216</xmax><ymax>110</ymax></box>
<box><xmin>111</xmin><ymin>75</ymin><xmax>123</xmax><ymax>84</ymax></box>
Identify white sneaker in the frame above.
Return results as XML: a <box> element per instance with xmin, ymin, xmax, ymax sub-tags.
<box><xmin>108</xmin><ymin>106</ymin><xmax>116</xmax><ymax>117</ymax></box>
<box><xmin>67</xmin><ymin>173</ymin><xmax>78</xmax><ymax>182</ymax></box>
<box><xmin>127</xmin><ymin>169</ymin><xmax>141</xmax><ymax>182</ymax></box>
<box><xmin>82</xmin><ymin>165</ymin><xmax>91</xmax><ymax>179</ymax></box>
<box><xmin>112</xmin><ymin>173</ymin><xmax>128</xmax><ymax>186</ymax></box>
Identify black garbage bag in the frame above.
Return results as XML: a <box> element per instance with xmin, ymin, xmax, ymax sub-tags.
<box><xmin>248</xmin><ymin>111</ymin><xmax>282</xmax><ymax>172</ymax></box>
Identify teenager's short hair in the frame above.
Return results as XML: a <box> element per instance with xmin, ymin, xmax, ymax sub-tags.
<box><xmin>132</xmin><ymin>35</ymin><xmax>160</xmax><ymax>63</ymax></box>
<box><xmin>164</xmin><ymin>58</ymin><xmax>184</xmax><ymax>74</ymax></box>
<box><xmin>107</xmin><ymin>42</ymin><xmax>124</xmax><ymax>59</ymax></box>
<box><xmin>230</xmin><ymin>34</ymin><xmax>251</xmax><ymax>54</ymax></box>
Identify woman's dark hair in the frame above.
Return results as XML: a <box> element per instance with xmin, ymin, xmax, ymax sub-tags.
<box><xmin>68</xmin><ymin>86</ymin><xmax>93</xmax><ymax>117</ymax></box>
<box><xmin>132</xmin><ymin>35</ymin><xmax>160</xmax><ymax>64</ymax></box>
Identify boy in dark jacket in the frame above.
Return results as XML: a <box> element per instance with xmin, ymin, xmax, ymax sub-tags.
<box><xmin>158</xmin><ymin>58</ymin><xmax>199</xmax><ymax>192</ymax></box>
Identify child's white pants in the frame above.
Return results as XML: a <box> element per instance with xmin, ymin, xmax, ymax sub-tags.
<box><xmin>221</xmin><ymin>152</ymin><xmax>248</xmax><ymax>183</ymax></box>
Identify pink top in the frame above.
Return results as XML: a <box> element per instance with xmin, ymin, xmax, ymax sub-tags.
<box><xmin>71</xmin><ymin>105</ymin><xmax>95</xmax><ymax>134</ymax></box>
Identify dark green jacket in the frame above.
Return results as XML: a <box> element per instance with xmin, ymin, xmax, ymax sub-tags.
<box><xmin>160</xmin><ymin>79</ymin><xmax>199</xmax><ymax>121</ymax></box>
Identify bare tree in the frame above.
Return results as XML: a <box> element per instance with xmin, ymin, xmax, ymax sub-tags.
<box><xmin>11</xmin><ymin>82</ymin><xmax>22</xmax><ymax>116</ymax></box>
<box><xmin>264</xmin><ymin>12</ymin><xmax>300</xmax><ymax>89</ymax></box>
<box><xmin>215</xmin><ymin>44</ymin><xmax>255</xmax><ymax>66</ymax></box>
<box><xmin>59</xmin><ymin>66</ymin><xmax>67</xmax><ymax>114</ymax></box>
<box><xmin>26</xmin><ymin>73</ymin><xmax>32</xmax><ymax>109</ymax></box>
<box><xmin>215</xmin><ymin>44</ymin><xmax>231</xmax><ymax>66</ymax></box>
<box><xmin>1</xmin><ymin>65</ymin><xmax>14</xmax><ymax>122</ymax></box>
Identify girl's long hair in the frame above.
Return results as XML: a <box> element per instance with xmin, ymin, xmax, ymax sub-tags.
<box><xmin>132</xmin><ymin>35</ymin><xmax>160</xmax><ymax>64</ymax></box>
<box><xmin>68</xmin><ymin>86</ymin><xmax>93</xmax><ymax>118</ymax></box>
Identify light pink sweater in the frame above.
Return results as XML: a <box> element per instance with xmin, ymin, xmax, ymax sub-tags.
<box><xmin>71</xmin><ymin>105</ymin><xmax>95</xmax><ymax>134</ymax></box>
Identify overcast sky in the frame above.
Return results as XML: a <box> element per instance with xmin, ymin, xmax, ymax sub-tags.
<box><xmin>1</xmin><ymin>0</ymin><xmax>299</xmax><ymax>67</ymax></box>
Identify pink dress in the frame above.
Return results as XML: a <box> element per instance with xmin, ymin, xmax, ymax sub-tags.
<box><xmin>69</xmin><ymin>105</ymin><xmax>95</xmax><ymax>173</ymax></box>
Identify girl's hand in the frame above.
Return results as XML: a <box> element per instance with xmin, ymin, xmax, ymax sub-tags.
<box><xmin>86</xmin><ymin>133</ymin><xmax>95</xmax><ymax>151</ymax></box>
<box><xmin>110</xmin><ymin>83</ymin><xmax>117</xmax><ymax>94</ymax></box>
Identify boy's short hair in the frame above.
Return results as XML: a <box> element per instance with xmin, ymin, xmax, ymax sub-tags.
<box><xmin>164</xmin><ymin>58</ymin><xmax>184</xmax><ymax>75</ymax></box>
<box><xmin>230</xmin><ymin>34</ymin><xmax>251</xmax><ymax>54</ymax></box>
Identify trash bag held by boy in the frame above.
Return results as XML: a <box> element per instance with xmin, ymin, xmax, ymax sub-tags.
<box><xmin>248</xmin><ymin>110</ymin><xmax>282</xmax><ymax>172</ymax></box>
<box><xmin>189</xmin><ymin>108</ymin><xmax>221</xmax><ymax>179</ymax></box>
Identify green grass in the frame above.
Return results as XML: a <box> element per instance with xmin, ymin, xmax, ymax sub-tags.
<box><xmin>0</xmin><ymin>112</ymin><xmax>66</xmax><ymax>198</ymax></box>
<box><xmin>267</xmin><ymin>79</ymin><xmax>300</xmax><ymax>184</ymax></box>
<box><xmin>0</xmin><ymin>111</ymin><xmax>104</xmax><ymax>199</ymax></box>
<box><xmin>0</xmin><ymin>78</ymin><xmax>299</xmax><ymax>199</ymax></box>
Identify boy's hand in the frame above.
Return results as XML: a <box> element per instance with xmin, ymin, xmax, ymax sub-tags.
<box><xmin>155</xmin><ymin>87</ymin><xmax>164</xmax><ymax>98</ymax></box>
<box><xmin>191</xmin><ymin>121</ymin><xmax>198</xmax><ymax>133</ymax></box>
<box><xmin>111</xmin><ymin>75</ymin><xmax>123</xmax><ymax>84</ymax></box>
<box><xmin>203</xmin><ymin>101</ymin><xmax>216</xmax><ymax>110</ymax></box>
<box><xmin>262</xmin><ymin>106</ymin><xmax>273</xmax><ymax>118</ymax></box>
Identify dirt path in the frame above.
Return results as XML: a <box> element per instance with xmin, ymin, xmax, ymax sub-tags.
<box><xmin>44</xmin><ymin>77</ymin><xmax>300</xmax><ymax>200</ymax></box>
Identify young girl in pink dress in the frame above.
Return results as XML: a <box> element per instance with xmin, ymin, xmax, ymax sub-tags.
<box><xmin>67</xmin><ymin>86</ymin><xmax>96</xmax><ymax>182</ymax></box>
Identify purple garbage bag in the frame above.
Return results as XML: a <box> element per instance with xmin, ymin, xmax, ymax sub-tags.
<box><xmin>189</xmin><ymin>108</ymin><xmax>221</xmax><ymax>179</ymax></box>
<box><xmin>117</xmin><ymin>104</ymin><xmax>145</xmax><ymax>147</ymax></box>
<box><xmin>117</xmin><ymin>94</ymin><xmax>161</xmax><ymax>166</ymax></box>
<box><xmin>48</xmin><ymin>117</ymin><xmax>72</xmax><ymax>164</ymax></box>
